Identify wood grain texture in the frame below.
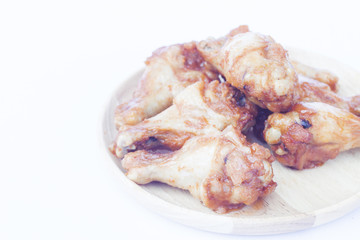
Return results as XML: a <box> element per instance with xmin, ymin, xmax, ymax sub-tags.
<box><xmin>101</xmin><ymin>49</ymin><xmax>360</xmax><ymax>235</ymax></box>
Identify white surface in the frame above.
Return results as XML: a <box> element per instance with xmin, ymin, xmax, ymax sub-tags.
<box><xmin>1</xmin><ymin>0</ymin><xmax>360</xmax><ymax>239</ymax></box>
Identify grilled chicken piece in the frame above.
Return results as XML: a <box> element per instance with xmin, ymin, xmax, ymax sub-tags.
<box><xmin>197</xmin><ymin>28</ymin><xmax>298</xmax><ymax>112</ymax></box>
<box><xmin>264</xmin><ymin>102</ymin><xmax>360</xmax><ymax>169</ymax></box>
<box><xmin>296</xmin><ymin>75</ymin><xmax>360</xmax><ymax>116</ymax></box>
<box><xmin>122</xmin><ymin>126</ymin><xmax>276</xmax><ymax>213</ymax></box>
<box><xmin>111</xmin><ymin>80</ymin><xmax>257</xmax><ymax>158</ymax></box>
<box><xmin>291</xmin><ymin>60</ymin><xmax>338</xmax><ymax>92</ymax></box>
<box><xmin>114</xmin><ymin>42</ymin><xmax>219</xmax><ymax>129</ymax></box>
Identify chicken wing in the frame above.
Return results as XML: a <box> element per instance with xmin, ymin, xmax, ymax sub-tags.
<box><xmin>197</xmin><ymin>29</ymin><xmax>298</xmax><ymax>112</ymax></box>
<box><xmin>253</xmin><ymin>75</ymin><xmax>360</xmax><ymax>143</ymax></box>
<box><xmin>122</xmin><ymin>126</ymin><xmax>276</xmax><ymax>213</ymax></box>
<box><xmin>291</xmin><ymin>60</ymin><xmax>338</xmax><ymax>92</ymax></box>
<box><xmin>296</xmin><ymin>75</ymin><xmax>360</xmax><ymax>116</ymax></box>
<box><xmin>264</xmin><ymin>102</ymin><xmax>360</xmax><ymax>169</ymax></box>
<box><xmin>111</xmin><ymin>80</ymin><xmax>257</xmax><ymax>158</ymax></box>
<box><xmin>114</xmin><ymin>42</ymin><xmax>220</xmax><ymax>129</ymax></box>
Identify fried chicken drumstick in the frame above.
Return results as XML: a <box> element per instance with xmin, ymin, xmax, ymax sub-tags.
<box><xmin>114</xmin><ymin>42</ymin><xmax>219</xmax><ymax>129</ymax></box>
<box><xmin>264</xmin><ymin>102</ymin><xmax>360</xmax><ymax>169</ymax></box>
<box><xmin>197</xmin><ymin>27</ymin><xmax>298</xmax><ymax>112</ymax></box>
<box><xmin>122</xmin><ymin>126</ymin><xmax>276</xmax><ymax>213</ymax></box>
<box><xmin>253</xmin><ymin>75</ymin><xmax>360</xmax><ymax>142</ymax></box>
<box><xmin>111</xmin><ymin>80</ymin><xmax>257</xmax><ymax>158</ymax></box>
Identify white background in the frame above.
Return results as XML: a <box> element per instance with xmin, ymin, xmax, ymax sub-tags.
<box><xmin>1</xmin><ymin>0</ymin><xmax>360</xmax><ymax>239</ymax></box>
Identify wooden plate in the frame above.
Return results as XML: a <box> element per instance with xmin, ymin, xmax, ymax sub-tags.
<box><xmin>101</xmin><ymin>48</ymin><xmax>360</xmax><ymax>235</ymax></box>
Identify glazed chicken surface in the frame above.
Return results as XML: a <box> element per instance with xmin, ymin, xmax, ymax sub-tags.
<box><xmin>111</xmin><ymin>80</ymin><xmax>257</xmax><ymax>159</ymax></box>
<box><xmin>114</xmin><ymin>42</ymin><xmax>219</xmax><ymax>129</ymax></box>
<box><xmin>264</xmin><ymin>102</ymin><xmax>360</xmax><ymax>169</ymax></box>
<box><xmin>197</xmin><ymin>29</ymin><xmax>298</xmax><ymax>112</ymax></box>
<box><xmin>122</xmin><ymin>126</ymin><xmax>276</xmax><ymax>213</ymax></box>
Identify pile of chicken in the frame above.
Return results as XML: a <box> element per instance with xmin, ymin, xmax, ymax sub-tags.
<box><xmin>110</xmin><ymin>25</ymin><xmax>360</xmax><ymax>213</ymax></box>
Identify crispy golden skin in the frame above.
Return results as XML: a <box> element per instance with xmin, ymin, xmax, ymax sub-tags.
<box><xmin>264</xmin><ymin>102</ymin><xmax>360</xmax><ymax>169</ymax></box>
<box><xmin>122</xmin><ymin>126</ymin><xmax>276</xmax><ymax>213</ymax></box>
<box><xmin>114</xmin><ymin>42</ymin><xmax>219</xmax><ymax>129</ymax></box>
